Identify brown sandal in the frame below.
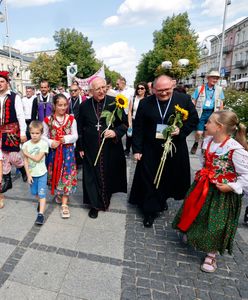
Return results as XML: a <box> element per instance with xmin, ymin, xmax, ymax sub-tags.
<box><xmin>60</xmin><ymin>204</ymin><xmax>70</xmax><ymax>219</ymax></box>
<box><xmin>201</xmin><ymin>255</ymin><xmax>217</xmax><ymax>273</ymax></box>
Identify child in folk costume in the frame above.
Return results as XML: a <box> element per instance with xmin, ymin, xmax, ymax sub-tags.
<box><xmin>173</xmin><ymin>110</ymin><xmax>248</xmax><ymax>273</ymax></box>
<box><xmin>43</xmin><ymin>94</ymin><xmax>78</xmax><ymax>218</ymax></box>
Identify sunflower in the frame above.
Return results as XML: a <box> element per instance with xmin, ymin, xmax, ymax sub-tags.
<box><xmin>115</xmin><ymin>94</ymin><xmax>128</xmax><ymax>109</ymax></box>
<box><xmin>175</xmin><ymin>104</ymin><xmax>189</xmax><ymax>121</ymax></box>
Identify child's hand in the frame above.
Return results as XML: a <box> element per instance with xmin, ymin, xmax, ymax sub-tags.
<box><xmin>28</xmin><ymin>175</ymin><xmax>33</xmax><ymax>185</ymax></box>
<box><xmin>51</xmin><ymin>140</ymin><xmax>61</xmax><ymax>149</ymax></box>
<box><xmin>60</xmin><ymin>137</ymin><xmax>65</xmax><ymax>144</ymax></box>
<box><xmin>216</xmin><ymin>183</ymin><xmax>233</xmax><ymax>193</ymax></box>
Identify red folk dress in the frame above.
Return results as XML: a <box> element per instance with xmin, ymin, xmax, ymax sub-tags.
<box><xmin>44</xmin><ymin>114</ymin><xmax>77</xmax><ymax>195</ymax></box>
<box><xmin>173</xmin><ymin>137</ymin><xmax>244</xmax><ymax>255</ymax></box>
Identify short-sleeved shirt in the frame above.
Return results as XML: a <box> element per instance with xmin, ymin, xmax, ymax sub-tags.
<box><xmin>22</xmin><ymin>139</ymin><xmax>48</xmax><ymax>177</ymax></box>
<box><xmin>192</xmin><ymin>84</ymin><xmax>224</xmax><ymax>110</ymax></box>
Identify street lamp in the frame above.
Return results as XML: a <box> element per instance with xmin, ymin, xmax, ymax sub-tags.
<box><xmin>200</xmin><ymin>34</ymin><xmax>221</xmax><ymax>73</ymax></box>
<box><xmin>200</xmin><ymin>0</ymin><xmax>231</xmax><ymax>75</ymax></box>
<box><xmin>161</xmin><ymin>59</ymin><xmax>189</xmax><ymax>69</ymax></box>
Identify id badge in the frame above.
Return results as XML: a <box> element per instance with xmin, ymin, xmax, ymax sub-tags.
<box><xmin>205</xmin><ymin>100</ymin><xmax>211</xmax><ymax>107</ymax></box>
<box><xmin>156</xmin><ymin>124</ymin><xmax>168</xmax><ymax>139</ymax></box>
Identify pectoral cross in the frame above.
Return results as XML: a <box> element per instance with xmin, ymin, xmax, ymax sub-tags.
<box><xmin>95</xmin><ymin>122</ymin><xmax>102</xmax><ymax>131</ymax></box>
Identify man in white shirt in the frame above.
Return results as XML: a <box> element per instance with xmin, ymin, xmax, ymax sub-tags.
<box><xmin>0</xmin><ymin>71</ymin><xmax>27</xmax><ymax>193</ymax></box>
<box><xmin>22</xmin><ymin>86</ymin><xmax>35</xmax><ymax>139</ymax></box>
<box><xmin>115</xmin><ymin>77</ymin><xmax>134</xmax><ymax>156</ymax></box>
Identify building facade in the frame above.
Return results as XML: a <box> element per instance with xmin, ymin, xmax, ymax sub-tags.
<box><xmin>0</xmin><ymin>46</ymin><xmax>34</xmax><ymax>95</ymax></box>
<box><xmin>196</xmin><ymin>17</ymin><xmax>248</xmax><ymax>86</ymax></box>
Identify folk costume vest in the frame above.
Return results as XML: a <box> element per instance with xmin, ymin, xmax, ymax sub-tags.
<box><xmin>195</xmin><ymin>84</ymin><xmax>223</xmax><ymax>116</ymax></box>
<box><xmin>0</xmin><ymin>92</ymin><xmax>21</xmax><ymax>152</ymax></box>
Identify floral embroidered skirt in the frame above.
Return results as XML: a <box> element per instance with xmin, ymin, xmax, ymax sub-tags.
<box><xmin>47</xmin><ymin>144</ymin><xmax>77</xmax><ymax>195</ymax></box>
<box><xmin>172</xmin><ymin>183</ymin><xmax>242</xmax><ymax>255</ymax></box>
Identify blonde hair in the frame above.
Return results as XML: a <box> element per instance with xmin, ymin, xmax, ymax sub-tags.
<box><xmin>29</xmin><ymin>120</ymin><xmax>43</xmax><ymax>134</ymax></box>
<box><xmin>213</xmin><ymin>110</ymin><xmax>248</xmax><ymax>150</ymax></box>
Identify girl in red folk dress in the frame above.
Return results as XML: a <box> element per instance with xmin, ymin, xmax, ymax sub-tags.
<box><xmin>173</xmin><ymin>110</ymin><xmax>248</xmax><ymax>273</ymax></box>
<box><xmin>43</xmin><ymin>94</ymin><xmax>78</xmax><ymax>218</ymax></box>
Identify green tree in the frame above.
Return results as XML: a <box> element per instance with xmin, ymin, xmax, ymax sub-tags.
<box><xmin>53</xmin><ymin>28</ymin><xmax>99</xmax><ymax>83</ymax></box>
<box><xmin>135</xmin><ymin>13</ymin><xmax>199</xmax><ymax>82</ymax></box>
<box><xmin>29</xmin><ymin>53</ymin><xmax>63</xmax><ymax>87</ymax></box>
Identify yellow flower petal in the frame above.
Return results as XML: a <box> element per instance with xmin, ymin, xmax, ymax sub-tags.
<box><xmin>115</xmin><ymin>94</ymin><xmax>128</xmax><ymax>109</ymax></box>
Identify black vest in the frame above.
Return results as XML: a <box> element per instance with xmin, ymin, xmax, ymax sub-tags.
<box><xmin>1</xmin><ymin>92</ymin><xmax>20</xmax><ymax>152</ymax></box>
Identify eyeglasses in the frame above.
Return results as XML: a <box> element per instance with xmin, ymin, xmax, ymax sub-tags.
<box><xmin>155</xmin><ymin>87</ymin><xmax>173</xmax><ymax>94</ymax></box>
<box><xmin>137</xmin><ymin>87</ymin><xmax>145</xmax><ymax>90</ymax></box>
<box><xmin>70</xmin><ymin>89</ymin><xmax>78</xmax><ymax>92</ymax></box>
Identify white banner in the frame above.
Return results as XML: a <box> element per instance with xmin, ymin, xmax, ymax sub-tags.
<box><xmin>73</xmin><ymin>65</ymin><xmax>105</xmax><ymax>90</ymax></box>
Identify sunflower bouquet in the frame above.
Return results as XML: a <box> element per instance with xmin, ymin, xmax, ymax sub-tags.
<box><xmin>154</xmin><ymin>104</ymin><xmax>189</xmax><ymax>189</ymax></box>
<box><xmin>94</xmin><ymin>94</ymin><xmax>128</xmax><ymax>166</ymax></box>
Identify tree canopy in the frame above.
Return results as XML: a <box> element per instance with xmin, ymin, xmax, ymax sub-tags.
<box><xmin>29</xmin><ymin>28</ymin><xmax>122</xmax><ymax>87</ymax></box>
<box><xmin>135</xmin><ymin>13</ymin><xmax>199</xmax><ymax>83</ymax></box>
<box><xmin>29</xmin><ymin>53</ymin><xmax>63</xmax><ymax>87</ymax></box>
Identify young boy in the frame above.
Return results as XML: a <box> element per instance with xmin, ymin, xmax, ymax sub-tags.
<box><xmin>22</xmin><ymin>121</ymin><xmax>48</xmax><ymax>225</ymax></box>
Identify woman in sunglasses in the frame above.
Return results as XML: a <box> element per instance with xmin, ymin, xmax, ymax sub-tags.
<box><xmin>126</xmin><ymin>82</ymin><xmax>149</xmax><ymax>156</ymax></box>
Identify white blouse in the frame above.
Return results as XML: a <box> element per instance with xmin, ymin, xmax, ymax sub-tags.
<box><xmin>42</xmin><ymin>115</ymin><xmax>78</xmax><ymax>147</ymax></box>
<box><xmin>201</xmin><ymin>136</ymin><xmax>248</xmax><ymax>195</ymax></box>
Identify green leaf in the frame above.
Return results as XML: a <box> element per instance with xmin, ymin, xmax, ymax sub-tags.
<box><xmin>117</xmin><ymin>108</ymin><xmax>123</xmax><ymax>120</ymax></box>
<box><xmin>106</xmin><ymin>113</ymin><xmax>115</xmax><ymax>126</ymax></box>
<box><xmin>101</xmin><ymin>110</ymin><xmax>111</xmax><ymax>118</ymax></box>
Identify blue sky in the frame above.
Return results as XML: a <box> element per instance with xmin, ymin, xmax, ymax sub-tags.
<box><xmin>0</xmin><ymin>0</ymin><xmax>247</xmax><ymax>84</ymax></box>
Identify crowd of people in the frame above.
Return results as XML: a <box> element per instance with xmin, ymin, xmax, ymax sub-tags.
<box><xmin>0</xmin><ymin>70</ymin><xmax>248</xmax><ymax>274</ymax></box>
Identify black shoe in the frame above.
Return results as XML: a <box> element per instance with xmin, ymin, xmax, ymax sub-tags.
<box><xmin>35</xmin><ymin>213</ymin><xmax>44</xmax><ymax>225</ymax></box>
<box><xmin>244</xmin><ymin>206</ymin><xmax>248</xmax><ymax>225</ymax></box>
<box><xmin>143</xmin><ymin>215</ymin><xmax>155</xmax><ymax>227</ymax></box>
<box><xmin>190</xmin><ymin>142</ymin><xmax>199</xmax><ymax>155</ymax></box>
<box><xmin>18</xmin><ymin>166</ymin><xmax>27</xmax><ymax>182</ymax></box>
<box><xmin>88</xmin><ymin>208</ymin><xmax>98</xmax><ymax>219</ymax></box>
<box><xmin>1</xmin><ymin>172</ymin><xmax>12</xmax><ymax>193</ymax></box>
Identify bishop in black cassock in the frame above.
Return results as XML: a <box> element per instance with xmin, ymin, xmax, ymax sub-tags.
<box><xmin>78</xmin><ymin>77</ymin><xmax>128</xmax><ymax>218</ymax></box>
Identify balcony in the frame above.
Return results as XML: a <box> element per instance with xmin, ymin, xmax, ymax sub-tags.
<box><xmin>223</xmin><ymin>45</ymin><xmax>233</xmax><ymax>54</ymax></box>
<box><xmin>235</xmin><ymin>60</ymin><xmax>248</xmax><ymax>69</ymax></box>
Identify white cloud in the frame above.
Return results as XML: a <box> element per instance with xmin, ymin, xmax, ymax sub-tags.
<box><xmin>201</xmin><ymin>0</ymin><xmax>247</xmax><ymax>18</ymax></box>
<box><xmin>103</xmin><ymin>0</ymin><xmax>192</xmax><ymax>26</ymax></box>
<box><xmin>13</xmin><ymin>37</ymin><xmax>52</xmax><ymax>52</ymax></box>
<box><xmin>8</xmin><ymin>0</ymin><xmax>62</xmax><ymax>7</ymax></box>
<box><xmin>96</xmin><ymin>41</ymin><xmax>137</xmax><ymax>84</ymax></box>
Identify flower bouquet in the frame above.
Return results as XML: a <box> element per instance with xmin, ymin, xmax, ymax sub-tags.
<box><xmin>154</xmin><ymin>104</ymin><xmax>189</xmax><ymax>189</ymax></box>
<box><xmin>94</xmin><ymin>94</ymin><xmax>128</xmax><ymax>166</ymax></box>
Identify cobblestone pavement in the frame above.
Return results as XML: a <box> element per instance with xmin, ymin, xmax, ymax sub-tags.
<box><xmin>0</xmin><ymin>135</ymin><xmax>247</xmax><ymax>299</ymax></box>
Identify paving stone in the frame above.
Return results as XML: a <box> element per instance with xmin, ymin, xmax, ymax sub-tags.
<box><xmin>9</xmin><ymin>249</ymin><xmax>71</xmax><ymax>292</ymax></box>
<box><xmin>0</xmin><ymin>280</ymin><xmax>57</xmax><ymax>299</ymax></box>
<box><xmin>76</xmin><ymin>226</ymin><xmax>125</xmax><ymax>260</ymax></box>
<box><xmin>0</xmin><ymin>215</ymin><xmax>34</xmax><ymax>240</ymax></box>
<box><xmin>0</xmin><ymin>244</ymin><xmax>16</xmax><ymax>266</ymax></box>
<box><xmin>34</xmin><ymin>220</ymin><xmax>82</xmax><ymax>250</ymax></box>
<box><xmin>61</xmin><ymin>257</ymin><xmax>122</xmax><ymax>300</ymax></box>
<box><xmin>0</xmin><ymin>272</ymin><xmax>9</xmax><ymax>287</ymax></box>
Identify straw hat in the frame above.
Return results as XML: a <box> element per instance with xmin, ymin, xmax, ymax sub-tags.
<box><xmin>207</xmin><ymin>70</ymin><xmax>220</xmax><ymax>78</ymax></box>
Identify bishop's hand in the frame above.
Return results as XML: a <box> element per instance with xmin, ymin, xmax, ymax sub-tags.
<box><xmin>104</xmin><ymin>129</ymin><xmax>116</xmax><ymax>139</ymax></box>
